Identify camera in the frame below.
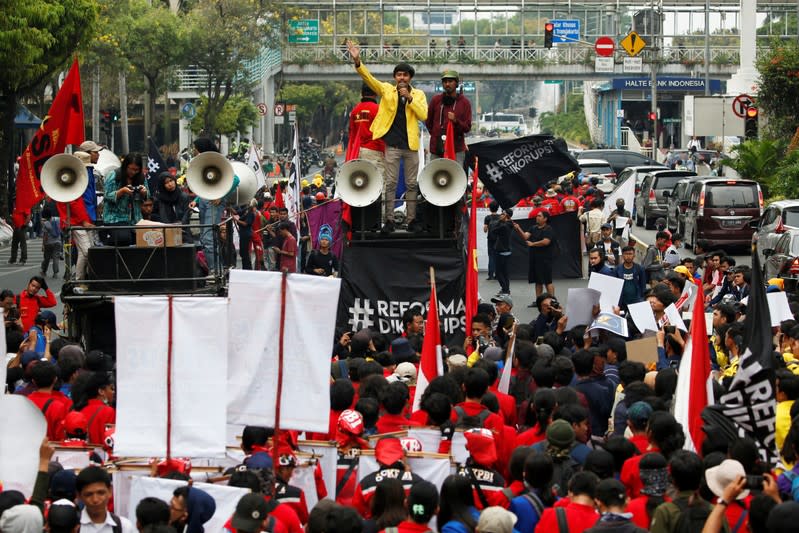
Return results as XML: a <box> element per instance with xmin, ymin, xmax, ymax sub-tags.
<box><xmin>664</xmin><ymin>325</ymin><xmax>676</xmax><ymax>334</ymax></box>
<box><xmin>550</xmin><ymin>299</ymin><xmax>562</xmax><ymax>314</ymax></box>
<box><xmin>744</xmin><ymin>474</ymin><xmax>765</xmax><ymax>491</ymax></box>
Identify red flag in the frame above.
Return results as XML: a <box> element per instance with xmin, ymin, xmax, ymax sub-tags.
<box><xmin>673</xmin><ymin>285</ymin><xmax>713</xmax><ymax>453</ymax></box>
<box><xmin>345</xmin><ymin>123</ymin><xmax>361</xmax><ymax>162</ymax></box>
<box><xmin>15</xmin><ymin>59</ymin><xmax>85</xmax><ymax>216</ymax></box>
<box><xmin>444</xmin><ymin>120</ymin><xmax>456</xmax><ymax>160</ymax></box>
<box><xmin>274</xmin><ymin>181</ymin><xmax>285</xmax><ymax>208</ymax></box>
<box><xmin>412</xmin><ymin>268</ymin><xmax>443</xmax><ymax>412</ymax></box>
<box><xmin>464</xmin><ymin>160</ymin><xmax>479</xmax><ymax>339</ymax></box>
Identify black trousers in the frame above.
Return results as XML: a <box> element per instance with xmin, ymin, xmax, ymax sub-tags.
<box><xmin>495</xmin><ymin>253</ymin><xmax>511</xmax><ymax>294</ymax></box>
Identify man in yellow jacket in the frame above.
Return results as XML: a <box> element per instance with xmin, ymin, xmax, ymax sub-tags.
<box><xmin>346</xmin><ymin>40</ymin><xmax>428</xmax><ymax>233</ymax></box>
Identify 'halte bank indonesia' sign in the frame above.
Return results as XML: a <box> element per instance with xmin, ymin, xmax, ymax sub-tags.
<box><xmin>613</xmin><ymin>77</ymin><xmax>723</xmax><ymax>92</ymax></box>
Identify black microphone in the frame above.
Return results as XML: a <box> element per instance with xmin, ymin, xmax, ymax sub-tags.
<box><xmin>398</xmin><ymin>82</ymin><xmax>408</xmax><ymax>104</ymax></box>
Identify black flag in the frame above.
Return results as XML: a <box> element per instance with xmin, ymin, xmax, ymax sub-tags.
<box><xmin>703</xmin><ymin>242</ymin><xmax>777</xmax><ymax>466</ymax></box>
<box><xmin>466</xmin><ymin>135</ymin><xmax>579</xmax><ymax>209</ymax></box>
<box><xmin>146</xmin><ymin>137</ymin><xmax>168</xmax><ymax>193</ymax></box>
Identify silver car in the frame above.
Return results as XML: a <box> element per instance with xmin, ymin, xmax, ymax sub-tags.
<box><xmin>755</xmin><ymin>200</ymin><xmax>799</xmax><ymax>264</ymax></box>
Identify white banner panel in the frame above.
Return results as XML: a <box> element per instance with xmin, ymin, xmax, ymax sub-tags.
<box><xmin>127</xmin><ymin>477</ymin><xmax>249</xmax><ymax>533</ymax></box>
<box><xmin>357</xmin><ymin>455</ymin><xmax>453</xmax><ymax>491</ymax></box>
<box><xmin>114</xmin><ymin>297</ymin><xmax>229</xmax><ymax>457</ymax></box>
<box><xmin>227</xmin><ymin>271</ymin><xmax>341</xmax><ymax>432</ymax></box>
<box><xmin>299</xmin><ymin>442</ymin><xmax>338</xmax><ymax>501</ymax></box>
<box><xmin>0</xmin><ymin>395</ymin><xmax>46</xmax><ymax>497</ymax></box>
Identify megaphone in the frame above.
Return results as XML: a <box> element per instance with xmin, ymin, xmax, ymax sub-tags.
<box><xmin>418</xmin><ymin>158</ymin><xmax>467</xmax><ymax>206</ymax></box>
<box><xmin>41</xmin><ymin>154</ymin><xmax>89</xmax><ymax>202</ymax></box>
<box><xmin>186</xmin><ymin>152</ymin><xmax>234</xmax><ymax>201</ymax></box>
<box><xmin>335</xmin><ymin>159</ymin><xmax>382</xmax><ymax>207</ymax></box>
<box><xmin>230</xmin><ymin>162</ymin><xmax>259</xmax><ymax>205</ymax></box>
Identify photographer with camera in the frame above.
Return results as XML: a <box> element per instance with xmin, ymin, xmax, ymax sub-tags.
<box><xmin>425</xmin><ymin>70</ymin><xmax>471</xmax><ymax>165</ymax></box>
<box><xmin>702</xmin><ymin>459</ymin><xmax>781</xmax><ymax>533</ymax></box>
<box><xmin>530</xmin><ymin>293</ymin><xmax>564</xmax><ymax>339</ymax></box>
<box><xmin>656</xmin><ymin>322</ymin><xmax>685</xmax><ymax>370</ymax></box>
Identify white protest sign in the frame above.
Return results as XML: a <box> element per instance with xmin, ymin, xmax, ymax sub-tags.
<box><xmin>0</xmin><ymin>395</ymin><xmax>46</xmax><ymax>497</ymax></box>
<box><xmin>663</xmin><ymin>303</ymin><xmax>688</xmax><ymax>331</ymax></box>
<box><xmin>114</xmin><ymin>297</ymin><xmax>229</xmax><ymax>458</ymax></box>
<box><xmin>227</xmin><ymin>271</ymin><xmax>341</xmax><ymax>432</ymax></box>
<box><xmin>588</xmin><ymin>272</ymin><xmax>624</xmax><ymax>311</ymax></box>
<box><xmin>628</xmin><ymin>301</ymin><xmax>658</xmax><ymax>333</ymax></box>
<box><xmin>768</xmin><ymin>292</ymin><xmax>793</xmax><ymax>327</ymax></box>
<box><xmin>564</xmin><ymin>288</ymin><xmax>601</xmax><ymax>327</ymax></box>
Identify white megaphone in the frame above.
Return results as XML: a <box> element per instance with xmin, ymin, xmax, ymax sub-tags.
<box><xmin>186</xmin><ymin>152</ymin><xmax>234</xmax><ymax>201</ymax></box>
<box><xmin>230</xmin><ymin>162</ymin><xmax>259</xmax><ymax>205</ymax></box>
<box><xmin>418</xmin><ymin>158</ymin><xmax>467</xmax><ymax>206</ymax></box>
<box><xmin>335</xmin><ymin>159</ymin><xmax>382</xmax><ymax>207</ymax></box>
<box><xmin>40</xmin><ymin>154</ymin><xmax>89</xmax><ymax>202</ymax></box>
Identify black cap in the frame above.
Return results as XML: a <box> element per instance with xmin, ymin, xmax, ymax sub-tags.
<box><xmin>231</xmin><ymin>493</ymin><xmax>269</xmax><ymax>533</ymax></box>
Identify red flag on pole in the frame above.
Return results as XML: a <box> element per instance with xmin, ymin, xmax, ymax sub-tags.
<box><xmin>412</xmin><ymin>267</ymin><xmax>443</xmax><ymax>412</ymax></box>
<box><xmin>464</xmin><ymin>159</ymin><xmax>479</xmax><ymax>340</ymax></box>
<box><xmin>15</xmin><ymin>59</ymin><xmax>85</xmax><ymax>216</ymax></box>
<box><xmin>443</xmin><ymin>120</ymin><xmax>456</xmax><ymax>160</ymax></box>
<box><xmin>273</xmin><ymin>181</ymin><xmax>285</xmax><ymax>208</ymax></box>
<box><xmin>673</xmin><ymin>284</ymin><xmax>714</xmax><ymax>453</ymax></box>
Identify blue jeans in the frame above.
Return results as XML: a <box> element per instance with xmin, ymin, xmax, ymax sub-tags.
<box><xmin>199</xmin><ymin>201</ymin><xmax>223</xmax><ymax>271</ymax></box>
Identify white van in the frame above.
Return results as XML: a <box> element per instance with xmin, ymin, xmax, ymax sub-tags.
<box><xmin>479</xmin><ymin>112</ymin><xmax>528</xmax><ymax>135</ymax></box>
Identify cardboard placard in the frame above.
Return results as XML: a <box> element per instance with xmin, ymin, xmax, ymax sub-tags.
<box><xmin>625</xmin><ymin>335</ymin><xmax>659</xmax><ymax>365</ymax></box>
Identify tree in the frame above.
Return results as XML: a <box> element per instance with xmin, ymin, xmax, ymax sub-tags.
<box><xmin>190</xmin><ymin>95</ymin><xmax>258</xmax><ymax>136</ymax></box>
<box><xmin>538</xmin><ymin>93</ymin><xmax>591</xmax><ymax>146</ymax></box>
<box><xmin>756</xmin><ymin>39</ymin><xmax>799</xmax><ymax>140</ymax></box>
<box><xmin>116</xmin><ymin>0</ymin><xmax>187</xmax><ymax>144</ymax></box>
<box><xmin>723</xmin><ymin>139</ymin><xmax>784</xmax><ymax>197</ymax></box>
<box><xmin>183</xmin><ymin>0</ymin><xmax>281</xmax><ymax>136</ymax></box>
<box><xmin>278</xmin><ymin>82</ymin><xmax>357</xmax><ymax>144</ymax></box>
<box><xmin>0</xmin><ymin>0</ymin><xmax>98</xmax><ymax>216</ymax></box>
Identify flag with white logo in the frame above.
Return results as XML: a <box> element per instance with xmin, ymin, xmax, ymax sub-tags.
<box><xmin>247</xmin><ymin>143</ymin><xmax>266</xmax><ymax>189</ymax></box>
<box><xmin>466</xmin><ymin>136</ymin><xmax>579</xmax><ymax>209</ymax></box>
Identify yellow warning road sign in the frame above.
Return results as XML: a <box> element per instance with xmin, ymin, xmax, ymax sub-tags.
<box><xmin>620</xmin><ymin>31</ymin><xmax>646</xmax><ymax>57</ymax></box>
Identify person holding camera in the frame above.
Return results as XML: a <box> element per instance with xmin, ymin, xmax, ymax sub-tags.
<box><xmin>102</xmin><ymin>153</ymin><xmax>149</xmax><ymax>246</ymax></box>
<box><xmin>425</xmin><ymin>69</ymin><xmax>471</xmax><ymax>165</ymax></box>
<box><xmin>530</xmin><ymin>293</ymin><xmax>563</xmax><ymax>339</ymax></box>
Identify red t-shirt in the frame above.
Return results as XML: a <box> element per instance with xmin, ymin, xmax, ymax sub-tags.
<box><xmin>28</xmin><ymin>391</ymin><xmax>68</xmax><ymax>440</ymax></box>
<box><xmin>515</xmin><ymin>424</ymin><xmax>547</xmax><ymax>447</ymax></box>
<box><xmin>375</xmin><ymin>413</ymin><xmax>421</xmax><ymax>435</ymax></box>
<box><xmin>621</xmin><ymin>447</ymin><xmax>659</xmax><ymax>498</ymax></box>
<box><xmin>280</xmin><ymin>234</ymin><xmax>297</xmax><ymax>273</ymax></box>
<box><xmin>79</xmin><ymin>399</ymin><xmax>116</xmax><ymax>445</ymax></box>
<box><xmin>535</xmin><ymin>501</ymin><xmax>599</xmax><ymax>533</ymax></box>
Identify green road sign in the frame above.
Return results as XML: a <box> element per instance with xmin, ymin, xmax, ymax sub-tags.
<box><xmin>544</xmin><ymin>80</ymin><xmax>564</xmax><ymax>84</ymax></box>
<box><xmin>288</xmin><ymin>19</ymin><xmax>319</xmax><ymax>44</ymax></box>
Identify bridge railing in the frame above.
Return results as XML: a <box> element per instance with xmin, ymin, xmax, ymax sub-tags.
<box><xmin>282</xmin><ymin>45</ymin><xmax>741</xmax><ymax>66</ymax></box>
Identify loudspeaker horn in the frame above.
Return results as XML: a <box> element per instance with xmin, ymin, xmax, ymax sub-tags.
<box><xmin>335</xmin><ymin>159</ymin><xmax>382</xmax><ymax>207</ymax></box>
<box><xmin>41</xmin><ymin>153</ymin><xmax>88</xmax><ymax>202</ymax></box>
<box><xmin>230</xmin><ymin>162</ymin><xmax>259</xmax><ymax>205</ymax></box>
<box><xmin>418</xmin><ymin>158</ymin><xmax>467</xmax><ymax>206</ymax></box>
<box><xmin>186</xmin><ymin>152</ymin><xmax>234</xmax><ymax>201</ymax></box>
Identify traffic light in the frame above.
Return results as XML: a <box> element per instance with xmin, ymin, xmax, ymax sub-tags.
<box><xmin>745</xmin><ymin>105</ymin><xmax>758</xmax><ymax>140</ymax></box>
<box><xmin>648</xmin><ymin>111</ymin><xmax>657</xmax><ymax>121</ymax></box>
<box><xmin>544</xmin><ymin>23</ymin><xmax>554</xmax><ymax>49</ymax></box>
<box><xmin>101</xmin><ymin>111</ymin><xmax>111</xmax><ymax>135</ymax></box>
<box><xmin>110</xmin><ymin>108</ymin><xmax>119</xmax><ymax>122</ymax></box>
<box><xmin>528</xmin><ymin>106</ymin><xmax>537</xmax><ymax>118</ymax></box>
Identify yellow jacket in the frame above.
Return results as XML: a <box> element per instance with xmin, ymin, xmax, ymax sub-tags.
<box><xmin>355</xmin><ymin>63</ymin><xmax>428</xmax><ymax>151</ymax></box>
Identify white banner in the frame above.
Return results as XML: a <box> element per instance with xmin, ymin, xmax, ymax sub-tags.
<box><xmin>114</xmin><ymin>297</ymin><xmax>229</xmax><ymax>457</ymax></box>
<box><xmin>127</xmin><ymin>477</ymin><xmax>249</xmax><ymax>533</ymax></box>
<box><xmin>227</xmin><ymin>271</ymin><xmax>341</xmax><ymax>432</ymax></box>
<box><xmin>299</xmin><ymin>442</ymin><xmax>339</xmax><ymax>501</ymax></box>
<box><xmin>0</xmin><ymin>395</ymin><xmax>46</xmax><ymax>497</ymax></box>
<box><xmin>602</xmin><ymin>173</ymin><xmax>635</xmax><ymax>220</ymax></box>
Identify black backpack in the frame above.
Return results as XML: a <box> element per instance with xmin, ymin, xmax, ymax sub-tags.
<box><xmin>672</xmin><ymin>496</ymin><xmax>712</xmax><ymax>533</ymax></box>
<box><xmin>548</xmin><ymin>454</ymin><xmax>580</xmax><ymax>497</ymax></box>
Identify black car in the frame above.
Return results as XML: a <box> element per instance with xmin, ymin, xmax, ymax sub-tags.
<box><xmin>577</xmin><ymin>149</ymin><xmax>661</xmax><ymax>175</ymax></box>
<box><xmin>635</xmin><ymin>170</ymin><xmax>697</xmax><ymax>229</ymax></box>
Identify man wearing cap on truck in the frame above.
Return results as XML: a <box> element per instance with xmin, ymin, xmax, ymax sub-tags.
<box><xmin>425</xmin><ymin>69</ymin><xmax>472</xmax><ymax>165</ymax></box>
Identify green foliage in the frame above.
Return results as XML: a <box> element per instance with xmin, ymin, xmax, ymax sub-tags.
<box><xmin>278</xmin><ymin>82</ymin><xmax>359</xmax><ymax>143</ymax></box>
<box><xmin>191</xmin><ymin>95</ymin><xmax>257</xmax><ymax>136</ymax></box>
<box><xmin>538</xmin><ymin>93</ymin><xmax>591</xmax><ymax>146</ymax></box>
<box><xmin>756</xmin><ymin>39</ymin><xmax>799</xmax><ymax>140</ymax></box>
<box><xmin>724</xmin><ymin>139</ymin><xmax>785</xmax><ymax>197</ymax></box>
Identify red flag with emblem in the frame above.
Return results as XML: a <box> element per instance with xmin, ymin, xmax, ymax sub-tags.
<box><xmin>15</xmin><ymin>59</ymin><xmax>85</xmax><ymax>216</ymax></box>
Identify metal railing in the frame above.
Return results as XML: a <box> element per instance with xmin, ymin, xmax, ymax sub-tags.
<box><xmin>281</xmin><ymin>45</ymin><xmax>741</xmax><ymax>66</ymax></box>
<box><xmin>174</xmin><ymin>49</ymin><xmax>282</xmax><ymax>91</ymax></box>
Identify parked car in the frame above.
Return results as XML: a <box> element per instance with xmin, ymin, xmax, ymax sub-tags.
<box><xmin>682</xmin><ymin>177</ymin><xmax>764</xmax><ymax>250</ymax></box>
<box><xmin>763</xmin><ymin>229</ymin><xmax>799</xmax><ymax>287</ymax></box>
<box><xmin>577</xmin><ymin>149</ymin><xmax>661</xmax><ymax>175</ymax></box>
<box><xmin>664</xmin><ymin>176</ymin><xmax>704</xmax><ymax>234</ymax></box>
<box><xmin>754</xmin><ymin>200</ymin><xmax>799</xmax><ymax>264</ymax></box>
<box><xmin>635</xmin><ymin>170</ymin><xmax>696</xmax><ymax>229</ymax></box>
<box><xmin>578</xmin><ymin>159</ymin><xmax>616</xmax><ymax>193</ymax></box>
